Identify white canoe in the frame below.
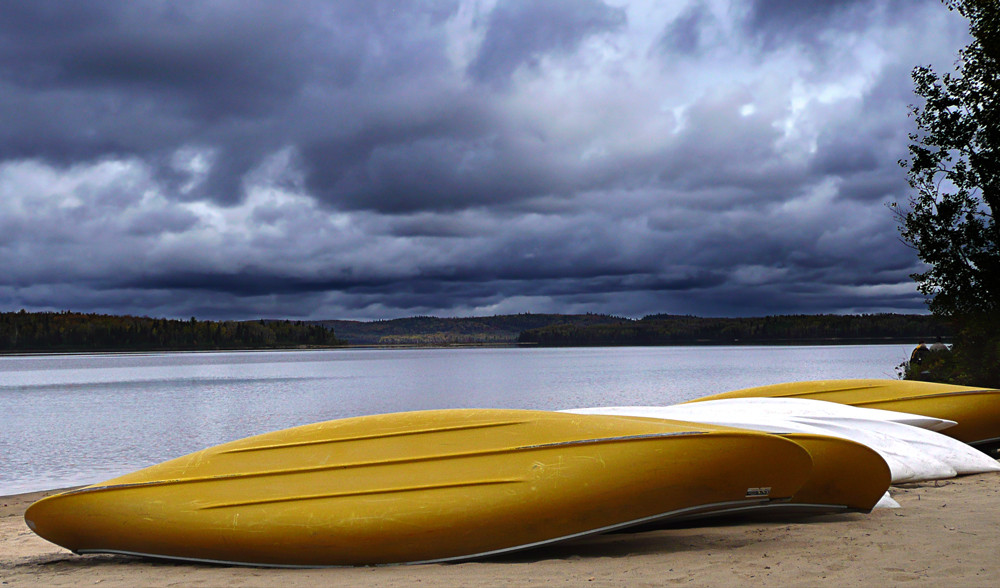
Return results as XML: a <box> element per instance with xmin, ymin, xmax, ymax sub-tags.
<box><xmin>659</xmin><ymin>397</ymin><xmax>957</xmax><ymax>432</ymax></box>
<box><xmin>787</xmin><ymin>415</ymin><xmax>1000</xmax><ymax>477</ymax></box>
<box><xmin>652</xmin><ymin>398</ymin><xmax>998</xmax><ymax>476</ymax></box>
<box><xmin>562</xmin><ymin>400</ymin><xmax>1000</xmax><ymax>483</ymax></box>
<box><xmin>682</xmin><ymin>379</ymin><xmax>1000</xmax><ymax>448</ymax></box>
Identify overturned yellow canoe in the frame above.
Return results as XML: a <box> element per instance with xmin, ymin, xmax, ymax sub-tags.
<box><xmin>567</xmin><ymin>406</ymin><xmax>891</xmax><ymax>518</ymax></box>
<box><xmin>777</xmin><ymin>433</ymin><xmax>890</xmax><ymax>514</ymax></box>
<box><xmin>624</xmin><ymin>430</ymin><xmax>890</xmax><ymax>529</ymax></box>
<box><xmin>685</xmin><ymin>379</ymin><xmax>1000</xmax><ymax>448</ymax></box>
<box><xmin>25</xmin><ymin>409</ymin><xmax>812</xmax><ymax>567</ymax></box>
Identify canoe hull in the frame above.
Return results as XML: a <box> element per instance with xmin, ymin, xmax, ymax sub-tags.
<box><xmin>776</xmin><ymin>433</ymin><xmax>890</xmax><ymax>513</ymax></box>
<box><xmin>564</xmin><ymin>408</ymin><xmax>890</xmax><ymax>515</ymax></box>
<box><xmin>25</xmin><ymin>409</ymin><xmax>812</xmax><ymax>566</ymax></box>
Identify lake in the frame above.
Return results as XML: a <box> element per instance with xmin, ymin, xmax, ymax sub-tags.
<box><xmin>0</xmin><ymin>344</ymin><xmax>912</xmax><ymax>495</ymax></box>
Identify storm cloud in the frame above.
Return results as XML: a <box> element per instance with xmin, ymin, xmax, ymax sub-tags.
<box><xmin>0</xmin><ymin>0</ymin><xmax>972</xmax><ymax>320</ymax></box>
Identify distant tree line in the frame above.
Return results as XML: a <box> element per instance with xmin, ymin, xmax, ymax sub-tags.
<box><xmin>320</xmin><ymin>313</ymin><xmax>624</xmax><ymax>345</ymax></box>
<box><xmin>517</xmin><ymin>314</ymin><xmax>950</xmax><ymax>346</ymax></box>
<box><xmin>0</xmin><ymin>311</ymin><xmax>344</xmax><ymax>352</ymax></box>
<box><xmin>0</xmin><ymin>310</ymin><xmax>951</xmax><ymax>352</ymax></box>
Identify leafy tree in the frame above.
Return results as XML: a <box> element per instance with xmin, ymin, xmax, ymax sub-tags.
<box><xmin>897</xmin><ymin>0</ymin><xmax>1000</xmax><ymax>386</ymax></box>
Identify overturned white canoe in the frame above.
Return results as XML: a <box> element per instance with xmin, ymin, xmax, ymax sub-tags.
<box><xmin>683</xmin><ymin>379</ymin><xmax>1000</xmax><ymax>448</ymax></box>
<box><xmin>562</xmin><ymin>399</ymin><xmax>1000</xmax><ymax>483</ymax></box>
<box><xmin>787</xmin><ymin>415</ymin><xmax>1000</xmax><ymax>477</ymax></box>
<box><xmin>566</xmin><ymin>406</ymin><xmax>936</xmax><ymax>483</ymax></box>
<box><xmin>665</xmin><ymin>397</ymin><xmax>957</xmax><ymax>432</ymax></box>
<box><xmin>652</xmin><ymin>398</ymin><xmax>997</xmax><ymax>476</ymax></box>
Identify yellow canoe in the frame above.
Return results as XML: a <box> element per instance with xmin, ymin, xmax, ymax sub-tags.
<box><xmin>563</xmin><ymin>409</ymin><xmax>891</xmax><ymax>517</ymax></box>
<box><xmin>626</xmin><ymin>430</ymin><xmax>890</xmax><ymax>530</ymax></box>
<box><xmin>685</xmin><ymin>379</ymin><xmax>1000</xmax><ymax>448</ymax></box>
<box><xmin>25</xmin><ymin>409</ymin><xmax>812</xmax><ymax>566</ymax></box>
<box><xmin>776</xmin><ymin>433</ymin><xmax>890</xmax><ymax>514</ymax></box>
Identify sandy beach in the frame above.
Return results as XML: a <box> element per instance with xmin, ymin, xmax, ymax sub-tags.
<box><xmin>3</xmin><ymin>473</ymin><xmax>999</xmax><ymax>587</ymax></box>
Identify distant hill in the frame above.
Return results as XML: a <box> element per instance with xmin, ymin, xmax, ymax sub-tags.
<box><xmin>1</xmin><ymin>310</ymin><xmax>950</xmax><ymax>351</ymax></box>
<box><xmin>317</xmin><ymin>312</ymin><xmax>949</xmax><ymax>347</ymax></box>
<box><xmin>316</xmin><ymin>314</ymin><xmax>626</xmax><ymax>346</ymax></box>
<box><xmin>517</xmin><ymin>313</ymin><xmax>951</xmax><ymax>346</ymax></box>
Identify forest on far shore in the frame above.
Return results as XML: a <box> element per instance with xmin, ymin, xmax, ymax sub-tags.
<box><xmin>1</xmin><ymin>310</ymin><xmax>948</xmax><ymax>352</ymax></box>
<box><xmin>0</xmin><ymin>311</ymin><xmax>344</xmax><ymax>352</ymax></box>
<box><xmin>516</xmin><ymin>313</ymin><xmax>949</xmax><ymax>347</ymax></box>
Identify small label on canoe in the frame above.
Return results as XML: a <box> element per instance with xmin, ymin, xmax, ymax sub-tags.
<box><xmin>745</xmin><ymin>487</ymin><xmax>771</xmax><ymax>498</ymax></box>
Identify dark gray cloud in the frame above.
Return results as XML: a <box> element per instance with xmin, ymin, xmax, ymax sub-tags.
<box><xmin>655</xmin><ymin>2</ymin><xmax>714</xmax><ymax>55</ymax></box>
<box><xmin>0</xmin><ymin>1</ymin><xmax>463</xmax><ymax>204</ymax></box>
<box><xmin>0</xmin><ymin>0</ymin><xmax>974</xmax><ymax>320</ymax></box>
<box><xmin>744</xmin><ymin>0</ymin><xmax>869</xmax><ymax>29</ymax></box>
<box><xmin>468</xmin><ymin>0</ymin><xmax>626</xmax><ymax>82</ymax></box>
<box><xmin>743</xmin><ymin>0</ymin><xmax>885</xmax><ymax>44</ymax></box>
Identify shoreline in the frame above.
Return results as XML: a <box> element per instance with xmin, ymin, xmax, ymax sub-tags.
<box><xmin>4</xmin><ymin>474</ymin><xmax>1000</xmax><ymax>586</ymax></box>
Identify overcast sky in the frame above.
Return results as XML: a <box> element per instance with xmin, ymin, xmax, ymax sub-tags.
<box><xmin>0</xmin><ymin>0</ymin><xmax>972</xmax><ymax>321</ymax></box>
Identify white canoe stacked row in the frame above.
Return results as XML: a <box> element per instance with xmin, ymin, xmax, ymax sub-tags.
<box><xmin>565</xmin><ymin>398</ymin><xmax>1000</xmax><ymax>484</ymax></box>
<box><xmin>565</xmin><ymin>396</ymin><xmax>1000</xmax><ymax>506</ymax></box>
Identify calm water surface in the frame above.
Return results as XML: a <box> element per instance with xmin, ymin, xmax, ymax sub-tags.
<box><xmin>0</xmin><ymin>345</ymin><xmax>910</xmax><ymax>495</ymax></box>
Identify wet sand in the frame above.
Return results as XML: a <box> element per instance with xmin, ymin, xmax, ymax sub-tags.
<box><xmin>4</xmin><ymin>474</ymin><xmax>1000</xmax><ymax>587</ymax></box>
